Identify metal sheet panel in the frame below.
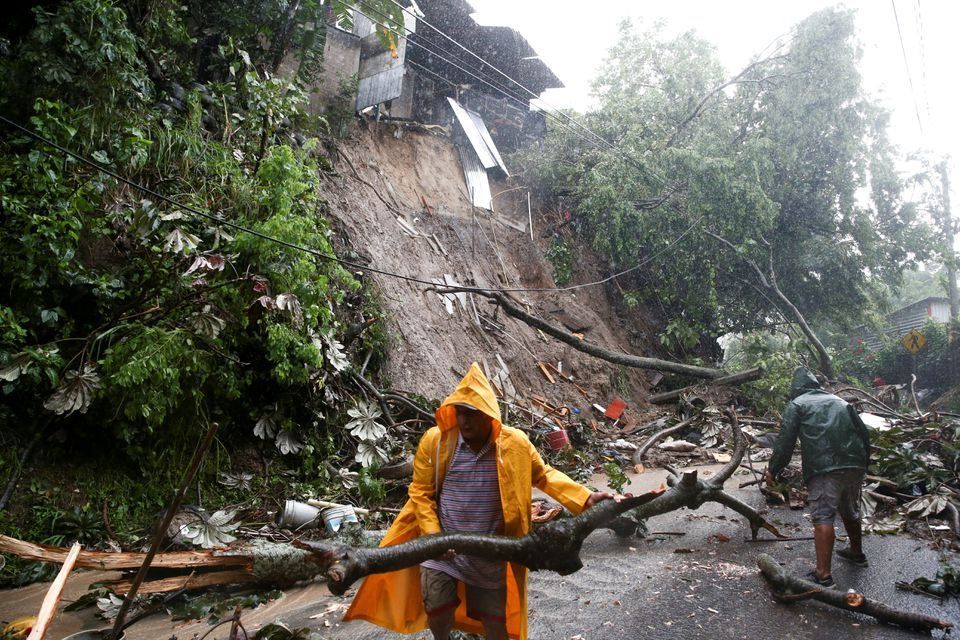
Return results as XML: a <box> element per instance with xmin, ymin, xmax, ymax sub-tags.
<box><xmin>447</xmin><ymin>97</ymin><xmax>497</xmax><ymax>169</ymax></box>
<box><xmin>458</xmin><ymin>146</ymin><xmax>492</xmax><ymax>210</ymax></box>
<box><xmin>355</xmin><ymin>10</ymin><xmax>416</xmax><ymax>109</ymax></box>
<box><xmin>356</xmin><ymin>66</ymin><xmax>405</xmax><ymax>110</ymax></box>
<box><xmin>466</xmin><ymin>108</ymin><xmax>508</xmax><ymax>176</ymax></box>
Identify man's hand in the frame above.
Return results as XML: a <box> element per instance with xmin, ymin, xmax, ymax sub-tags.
<box><xmin>763</xmin><ymin>468</ymin><xmax>775</xmax><ymax>486</ymax></box>
<box><xmin>584</xmin><ymin>491</ymin><xmax>629</xmax><ymax>509</ymax></box>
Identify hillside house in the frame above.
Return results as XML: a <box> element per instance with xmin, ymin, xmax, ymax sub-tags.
<box><xmin>309</xmin><ymin>0</ymin><xmax>562</xmax><ymax>209</ymax></box>
<box><xmin>852</xmin><ymin>296</ymin><xmax>952</xmax><ymax>350</ymax></box>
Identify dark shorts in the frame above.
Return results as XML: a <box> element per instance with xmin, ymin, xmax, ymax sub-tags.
<box><xmin>420</xmin><ymin>566</ymin><xmax>506</xmax><ymax>623</ymax></box>
<box><xmin>808</xmin><ymin>469</ymin><xmax>865</xmax><ymax>525</ymax></box>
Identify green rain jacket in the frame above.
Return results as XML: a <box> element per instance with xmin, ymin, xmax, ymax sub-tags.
<box><xmin>768</xmin><ymin>368</ymin><xmax>870</xmax><ymax>483</ymax></box>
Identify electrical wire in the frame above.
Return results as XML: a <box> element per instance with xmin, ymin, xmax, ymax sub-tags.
<box><xmin>891</xmin><ymin>0</ymin><xmax>925</xmax><ymax>136</ymax></box>
<box><xmin>385</xmin><ymin>0</ymin><xmax>636</xmax><ymax>160</ymax></box>
<box><xmin>0</xmin><ymin>115</ymin><xmax>700</xmax><ymax>295</ymax></box>
<box><xmin>353</xmin><ymin>3</ymin><xmax>668</xmax><ymax>186</ymax></box>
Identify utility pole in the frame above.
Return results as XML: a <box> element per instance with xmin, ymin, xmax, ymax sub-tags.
<box><xmin>940</xmin><ymin>161</ymin><xmax>959</xmax><ymax>323</ymax></box>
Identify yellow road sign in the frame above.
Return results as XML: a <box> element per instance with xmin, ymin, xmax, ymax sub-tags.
<box><xmin>902</xmin><ymin>329</ymin><xmax>926</xmax><ymax>354</ymax></box>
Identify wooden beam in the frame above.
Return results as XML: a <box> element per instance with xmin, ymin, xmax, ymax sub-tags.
<box><xmin>0</xmin><ymin>534</ymin><xmax>252</xmax><ymax>571</ymax></box>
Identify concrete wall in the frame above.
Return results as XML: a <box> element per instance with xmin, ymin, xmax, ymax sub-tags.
<box><xmin>306</xmin><ymin>28</ymin><xmax>361</xmax><ymax>116</ymax></box>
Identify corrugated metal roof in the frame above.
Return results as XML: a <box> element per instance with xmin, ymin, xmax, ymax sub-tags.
<box><xmin>458</xmin><ymin>145</ymin><xmax>492</xmax><ymax>210</ymax></box>
<box><xmin>447</xmin><ymin>97</ymin><xmax>509</xmax><ymax>176</ymax></box>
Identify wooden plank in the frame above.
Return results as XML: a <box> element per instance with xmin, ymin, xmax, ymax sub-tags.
<box><xmin>543</xmin><ymin>362</ymin><xmax>591</xmax><ymax>398</ymax></box>
<box><xmin>537</xmin><ymin>362</ymin><xmax>556</xmax><ymax>384</ymax></box>
<box><xmin>105</xmin><ymin>570</ymin><xmax>257</xmax><ymax>596</ymax></box>
<box><xmin>0</xmin><ymin>534</ymin><xmax>252</xmax><ymax>571</ymax></box>
<box><xmin>27</xmin><ymin>542</ymin><xmax>81</xmax><ymax>640</ymax></box>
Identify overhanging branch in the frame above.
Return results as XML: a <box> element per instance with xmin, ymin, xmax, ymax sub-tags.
<box><xmin>439</xmin><ymin>287</ymin><xmax>725</xmax><ymax>379</ymax></box>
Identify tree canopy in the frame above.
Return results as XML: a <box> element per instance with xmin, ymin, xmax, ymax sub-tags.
<box><xmin>522</xmin><ymin>8</ymin><xmax>934</xmax><ymax>348</ymax></box>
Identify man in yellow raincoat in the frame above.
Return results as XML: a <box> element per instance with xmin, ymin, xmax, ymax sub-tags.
<box><xmin>343</xmin><ymin>363</ymin><xmax>613</xmax><ymax>639</ymax></box>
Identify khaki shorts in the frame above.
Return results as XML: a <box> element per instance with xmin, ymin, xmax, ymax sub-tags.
<box><xmin>420</xmin><ymin>566</ymin><xmax>506</xmax><ymax>623</ymax></box>
<box><xmin>808</xmin><ymin>469</ymin><xmax>864</xmax><ymax>525</ymax></box>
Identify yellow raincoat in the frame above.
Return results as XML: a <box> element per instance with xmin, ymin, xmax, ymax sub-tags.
<box><xmin>343</xmin><ymin>363</ymin><xmax>592</xmax><ymax>639</ymax></box>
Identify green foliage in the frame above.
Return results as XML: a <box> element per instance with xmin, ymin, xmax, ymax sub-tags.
<box><xmin>659</xmin><ymin>318</ymin><xmax>701</xmax><ymax>353</ymax></box>
<box><xmin>870</xmin><ymin>423</ymin><xmax>954</xmax><ymax>490</ymax></box>
<box><xmin>722</xmin><ymin>331</ymin><xmax>808</xmax><ymax>415</ymax></box>
<box><xmin>602</xmin><ymin>461</ymin><xmax>631</xmax><ymax>494</ymax></box>
<box><xmin>545</xmin><ymin>236</ymin><xmax>573</xmax><ymax>285</ymax></box>
<box><xmin>357</xmin><ymin>466</ymin><xmax>386</xmax><ymax>506</ymax></box>
<box><xmin>0</xmin><ymin>0</ymin><xmax>393</xmax><ymax>566</ymax></box>
<box><xmin>519</xmin><ymin>10</ymin><xmax>934</xmax><ymax>342</ymax></box>
<box><xmin>170</xmin><ymin>589</ymin><xmax>283</xmax><ymax>624</ymax></box>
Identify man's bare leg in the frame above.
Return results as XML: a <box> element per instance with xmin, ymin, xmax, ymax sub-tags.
<box><xmin>839</xmin><ymin>513</ymin><xmax>863</xmax><ymax>556</ymax></box>
<box><xmin>427</xmin><ymin>609</ymin><xmax>454</xmax><ymax>640</ymax></box>
<box><xmin>814</xmin><ymin>523</ymin><xmax>835</xmax><ymax>578</ymax></box>
<box><xmin>481</xmin><ymin>618</ymin><xmax>508</xmax><ymax>640</ymax></box>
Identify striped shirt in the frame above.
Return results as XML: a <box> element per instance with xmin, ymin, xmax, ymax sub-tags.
<box><xmin>421</xmin><ymin>434</ymin><xmax>505</xmax><ymax>589</ymax></box>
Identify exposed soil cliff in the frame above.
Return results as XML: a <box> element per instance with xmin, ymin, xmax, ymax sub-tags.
<box><xmin>322</xmin><ymin>120</ymin><xmax>670</xmax><ymax>420</ymax></box>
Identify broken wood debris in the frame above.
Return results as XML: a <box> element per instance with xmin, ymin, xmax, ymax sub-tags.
<box><xmin>647</xmin><ymin>367</ymin><xmax>763</xmax><ymax>404</ymax></box>
<box><xmin>26</xmin><ymin>542</ymin><xmax>81</xmax><ymax>640</ymax></box>
<box><xmin>757</xmin><ymin>554</ymin><xmax>952</xmax><ymax>632</ymax></box>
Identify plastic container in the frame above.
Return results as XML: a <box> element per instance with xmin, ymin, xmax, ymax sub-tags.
<box><xmin>321</xmin><ymin>504</ymin><xmax>359</xmax><ymax>534</ymax></box>
<box><xmin>278</xmin><ymin>499</ymin><xmax>321</xmax><ymax>530</ymax></box>
<box><xmin>544</xmin><ymin>429</ymin><xmax>571</xmax><ymax>451</ymax></box>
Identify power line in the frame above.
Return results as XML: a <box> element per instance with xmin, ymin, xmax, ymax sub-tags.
<box><xmin>354</xmin><ymin>3</ymin><xmax>668</xmax><ymax>186</ymax></box>
<box><xmin>353</xmin><ymin>5</ymin><xmax>612</xmax><ymax>162</ymax></box>
<box><xmin>0</xmin><ymin>115</ymin><xmax>699</xmax><ymax>296</ymax></box>
<box><xmin>385</xmin><ymin>0</ymin><xmax>637</xmax><ymax>165</ymax></box>
<box><xmin>891</xmin><ymin>0</ymin><xmax>925</xmax><ymax>136</ymax></box>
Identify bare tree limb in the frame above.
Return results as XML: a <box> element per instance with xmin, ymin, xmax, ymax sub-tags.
<box><xmin>647</xmin><ymin>367</ymin><xmax>762</xmax><ymax>404</ymax></box>
<box><xmin>757</xmin><ymin>554</ymin><xmax>952</xmax><ymax>632</ymax></box>
<box><xmin>440</xmin><ymin>287</ymin><xmax>725</xmax><ymax>379</ymax></box>
<box><xmin>297</xmin><ymin>413</ymin><xmax>786</xmax><ymax>595</ymax></box>
<box><xmin>633</xmin><ymin>416</ymin><xmax>697</xmax><ymax>464</ymax></box>
<box><xmin>704</xmin><ymin>231</ymin><xmax>834</xmax><ymax>378</ymax></box>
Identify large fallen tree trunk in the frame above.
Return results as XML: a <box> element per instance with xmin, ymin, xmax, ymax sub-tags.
<box><xmin>441</xmin><ymin>287</ymin><xmax>725</xmax><ymax>379</ymax></box>
<box><xmin>2</xmin><ymin>412</ymin><xmax>785</xmax><ymax>596</ymax></box>
<box><xmin>298</xmin><ymin>410</ymin><xmax>787</xmax><ymax>595</ymax></box>
<box><xmin>757</xmin><ymin>554</ymin><xmax>952</xmax><ymax>632</ymax></box>
<box><xmin>647</xmin><ymin>367</ymin><xmax>763</xmax><ymax>404</ymax></box>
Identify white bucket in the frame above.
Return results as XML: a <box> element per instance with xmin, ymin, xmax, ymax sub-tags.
<box><xmin>278</xmin><ymin>499</ymin><xmax>321</xmax><ymax>530</ymax></box>
<box><xmin>321</xmin><ymin>504</ymin><xmax>359</xmax><ymax>534</ymax></box>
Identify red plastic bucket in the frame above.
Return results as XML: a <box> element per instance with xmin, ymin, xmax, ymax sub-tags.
<box><xmin>544</xmin><ymin>429</ymin><xmax>571</xmax><ymax>451</ymax></box>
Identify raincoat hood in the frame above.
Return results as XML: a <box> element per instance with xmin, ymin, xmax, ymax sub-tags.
<box><xmin>788</xmin><ymin>367</ymin><xmax>821</xmax><ymax>400</ymax></box>
<box><xmin>435</xmin><ymin>362</ymin><xmax>502</xmax><ymax>434</ymax></box>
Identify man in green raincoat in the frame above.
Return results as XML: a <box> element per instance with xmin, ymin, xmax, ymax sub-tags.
<box><xmin>765</xmin><ymin>367</ymin><xmax>871</xmax><ymax>587</ymax></box>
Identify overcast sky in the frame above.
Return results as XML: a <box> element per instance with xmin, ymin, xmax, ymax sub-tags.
<box><xmin>469</xmin><ymin>0</ymin><xmax>957</xmax><ymax>175</ymax></box>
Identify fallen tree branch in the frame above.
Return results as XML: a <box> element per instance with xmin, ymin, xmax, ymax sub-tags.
<box><xmin>27</xmin><ymin>542</ymin><xmax>81</xmax><ymax>640</ymax></box>
<box><xmin>4</xmin><ymin>415</ymin><xmax>786</xmax><ymax>598</ymax></box>
<box><xmin>632</xmin><ymin>416</ymin><xmax>697</xmax><ymax>464</ymax></box>
<box><xmin>757</xmin><ymin>554</ymin><xmax>952</xmax><ymax>632</ymax></box>
<box><xmin>297</xmin><ymin>411</ymin><xmax>786</xmax><ymax>595</ymax></box>
<box><xmin>440</xmin><ymin>287</ymin><xmax>725</xmax><ymax>379</ymax></box>
<box><xmin>705</xmin><ymin>231</ymin><xmax>834</xmax><ymax>379</ymax></box>
<box><xmin>647</xmin><ymin>367</ymin><xmax>763</xmax><ymax>404</ymax></box>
